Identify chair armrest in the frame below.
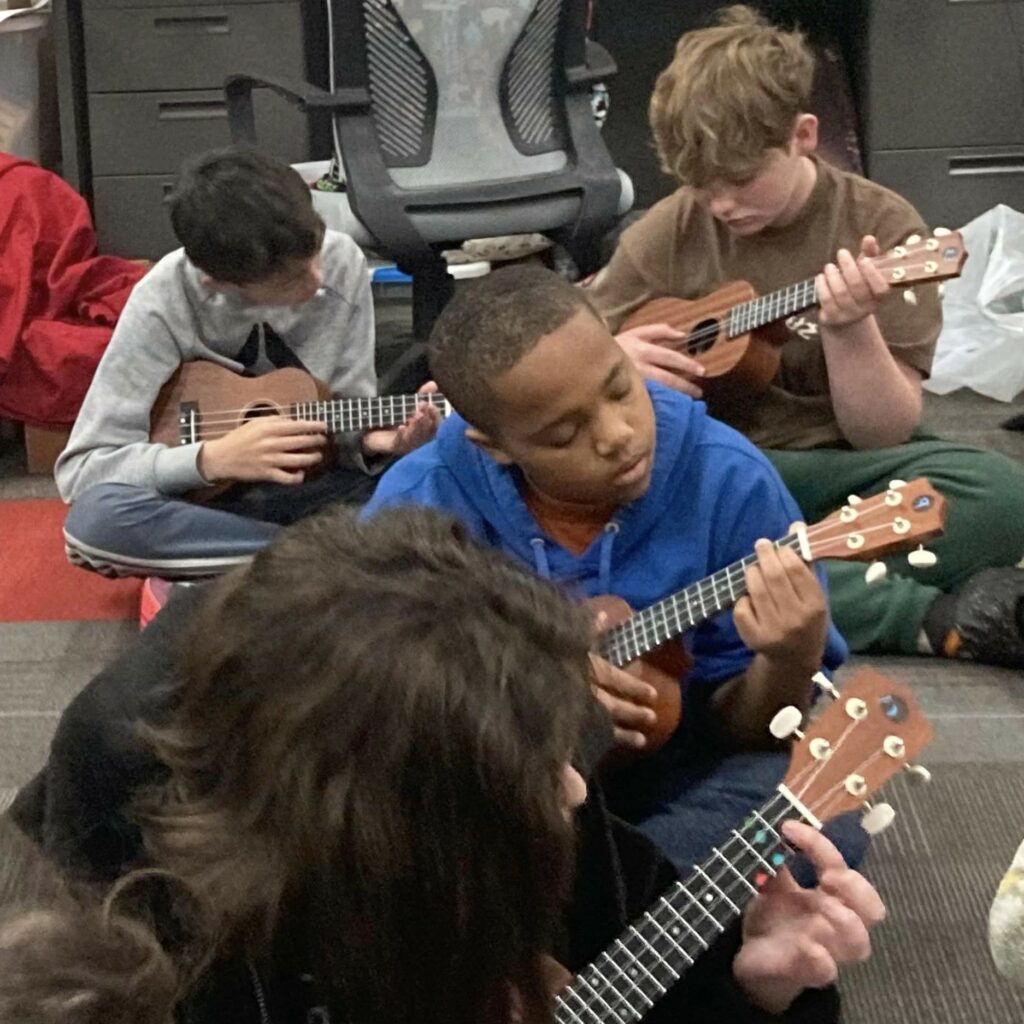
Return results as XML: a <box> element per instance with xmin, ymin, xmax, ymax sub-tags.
<box><xmin>224</xmin><ymin>73</ymin><xmax>370</xmax><ymax>144</ymax></box>
<box><xmin>566</xmin><ymin>38</ymin><xmax>618</xmax><ymax>88</ymax></box>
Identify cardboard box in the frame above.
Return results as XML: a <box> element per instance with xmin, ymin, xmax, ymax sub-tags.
<box><xmin>24</xmin><ymin>423</ymin><xmax>70</xmax><ymax>475</ymax></box>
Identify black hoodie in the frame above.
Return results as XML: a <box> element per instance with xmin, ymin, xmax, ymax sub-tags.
<box><xmin>11</xmin><ymin>589</ymin><xmax>839</xmax><ymax>1024</ymax></box>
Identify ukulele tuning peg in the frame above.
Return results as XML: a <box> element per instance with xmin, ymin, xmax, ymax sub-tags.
<box><xmin>864</xmin><ymin>561</ymin><xmax>888</xmax><ymax>585</ymax></box>
<box><xmin>937</xmin><ymin>283</ymin><xmax>946</xmax><ymax>299</ymax></box>
<box><xmin>888</xmin><ymin>479</ymin><xmax>907</xmax><ymax>489</ymax></box>
<box><xmin>861</xmin><ymin>802</ymin><xmax>896</xmax><ymax>836</ymax></box>
<box><xmin>902</xmin><ymin>288</ymin><xmax>919</xmax><ymax>306</ymax></box>
<box><xmin>769</xmin><ymin>705</ymin><xmax>804</xmax><ymax>740</ymax></box>
<box><xmin>907</xmin><ymin>545</ymin><xmax>938</xmax><ymax>569</ymax></box>
<box><xmin>847</xmin><ymin>494</ymin><xmax>863</xmax><ymax>505</ymax></box>
<box><xmin>932</xmin><ymin>226</ymin><xmax>951</xmax><ymax>237</ymax></box>
<box><xmin>905</xmin><ymin>233</ymin><xmax>922</xmax><ymax>245</ymax></box>
<box><xmin>904</xmin><ymin>763</ymin><xmax>933</xmax><ymax>784</ymax></box>
<box><xmin>812</xmin><ymin>671</ymin><xmax>840</xmax><ymax>701</ymax></box>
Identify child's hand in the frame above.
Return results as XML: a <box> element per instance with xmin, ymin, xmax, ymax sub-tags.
<box><xmin>198</xmin><ymin>417</ymin><xmax>326</xmax><ymax>485</ymax></box>
<box><xmin>816</xmin><ymin>235</ymin><xmax>891</xmax><ymax>329</ymax></box>
<box><xmin>362</xmin><ymin>382</ymin><xmax>442</xmax><ymax>458</ymax></box>
<box><xmin>733</xmin><ymin>533</ymin><xmax>827</xmax><ymax>671</ymax></box>
<box><xmin>588</xmin><ymin>653</ymin><xmax>658</xmax><ymax>750</ymax></box>
<box><xmin>615</xmin><ymin>324</ymin><xmax>706</xmax><ymax>399</ymax></box>
<box><xmin>734</xmin><ymin>821</ymin><xmax>886</xmax><ymax>1014</ymax></box>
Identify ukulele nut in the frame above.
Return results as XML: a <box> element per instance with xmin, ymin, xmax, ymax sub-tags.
<box><xmin>809</xmin><ymin>737</ymin><xmax>832</xmax><ymax>761</ymax></box>
<box><xmin>891</xmin><ymin>267</ymin><xmax>907</xmax><ymax>281</ymax></box>
<box><xmin>839</xmin><ymin>505</ymin><xmax>858</xmax><ymax>523</ymax></box>
<box><xmin>846</xmin><ymin>533</ymin><xmax>865</xmax><ymax>550</ymax></box>
<box><xmin>924</xmin><ymin>260</ymin><xmax>938</xmax><ymax>274</ymax></box>
<box><xmin>845</xmin><ymin>697</ymin><xmax>868</xmax><ymax>721</ymax></box>
<box><xmin>844</xmin><ymin>774</ymin><xmax>868</xmax><ymax>798</ymax></box>
<box><xmin>883</xmin><ymin>735</ymin><xmax>906</xmax><ymax>759</ymax></box>
<box><xmin>885</xmin><ymin>489</ymin><xmax>903</xmax><ymax>507</ymax></box>
<box><xmin>892</xmin><ymin>517</ymin><xmax>911</xmax><ymax>535</ymax></box>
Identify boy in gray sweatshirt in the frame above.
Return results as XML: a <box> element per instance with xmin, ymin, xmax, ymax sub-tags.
<box><xmin>58</xmin><ymin>147</ymin><xmax>438</xmax><ymax>578</ymax></box>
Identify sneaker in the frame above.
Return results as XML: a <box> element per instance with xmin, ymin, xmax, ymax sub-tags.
<box><xmin>929</xmin><ymin>567</ymin><xmax>1024</xmax><ymax>668</ymax></box>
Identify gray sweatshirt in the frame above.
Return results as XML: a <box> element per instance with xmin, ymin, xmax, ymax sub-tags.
<box><xmin>56</xmin><ymin>230</ymin><xmax>375</xmax><ymax>502</ymax></box>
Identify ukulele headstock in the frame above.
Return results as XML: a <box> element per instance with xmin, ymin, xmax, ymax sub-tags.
<box><xmin>874</xmin><ymin>230</ymin><xmax>967</xmax><ymax>287</ymax></box>
<box><xmin>780</xmin><ymin>668</ymin><xmax>934</xmax><ymax>827</ymax></box>
<box><xmin>805</xmin><ymin>477</ymin><xmax>946</xmax><ymax>563</ymax></box>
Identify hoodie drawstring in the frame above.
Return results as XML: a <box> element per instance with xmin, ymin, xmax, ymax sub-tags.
<box><xmin>598</xmin><ymin>521</ymin><xmax>619</xmax><ymax>593</ymax></box>
<box><xmin>529</xmin><ymin>536</ymin><xmax>552</xmax><ymax>579</ymax></box>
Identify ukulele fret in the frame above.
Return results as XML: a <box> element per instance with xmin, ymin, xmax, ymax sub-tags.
<box><xmin>556</xmin><ymin>983</ymin><xmax>608</xmax><ymax>1024</ymax></box>
<box><xmin>600</xmin><ymin>533</ymin><xmax>805</xmax><ymax>667</ymax></box>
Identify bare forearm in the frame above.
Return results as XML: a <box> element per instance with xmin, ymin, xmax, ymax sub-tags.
<box><xmin>821</xmin><ymin>317</ymin><xmax>922</xmax><ymax>449</ymax></box>
<box><xmin>712</xmin><ymin>652</ymin><xmax>819</xmax><ymax>747</ymax></box>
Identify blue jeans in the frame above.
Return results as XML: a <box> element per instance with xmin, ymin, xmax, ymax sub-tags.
<box><xmin>63</xmin><ymin>466</ymin><xmax>379</xmax><ymax>578</ymax></box>
<box><xmin>603</xmin><ymin>689</ymin><xmax>870</xmax><ymax>876</ymax></box>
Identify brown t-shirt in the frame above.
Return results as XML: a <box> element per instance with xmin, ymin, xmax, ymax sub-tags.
<box><xmin>585</xmin><ymin>158</ymin><xmax>942</xmax><ymax>449</ymax></box>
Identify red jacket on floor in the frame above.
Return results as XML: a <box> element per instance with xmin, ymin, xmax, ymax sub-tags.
<box><xmin>0</xmin><ymin>155</ymin><xmax>146</xmax><ymax>426</ymax></box>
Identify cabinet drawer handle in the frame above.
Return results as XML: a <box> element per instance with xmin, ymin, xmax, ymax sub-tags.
<box><xmin>949</xmin><ymin>154</ymin><xmax>1024</xmax><ymax>177</ymax></box>
<box><xmin>157</xmin><ymin>100</ymin><xmax>228</xmax><ymax>121</ymax></box>
<box><xmin>152</xmin><ymin>15</ymin><xmax>229</xmax><ymax>34</ymax></box>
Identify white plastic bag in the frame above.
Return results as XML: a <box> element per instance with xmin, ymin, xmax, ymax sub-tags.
<box><xmin>925</xmin><ymin>204</ymin><xmax>1024</xmax><ymax>402</ymax></box>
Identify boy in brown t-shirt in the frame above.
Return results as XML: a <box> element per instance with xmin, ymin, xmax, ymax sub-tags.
<box><xmin>587</xmin><ymin>5</ymin><xmax>1024</xmax><ymax>667</ymax></box>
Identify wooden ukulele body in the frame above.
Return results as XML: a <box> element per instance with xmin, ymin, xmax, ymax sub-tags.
<box><xmin>150</xmin><ymin>363</ymin><xmax>330</xmax><ymax>448</ymax></box>
<box><xmin>149</xmin><ymin>363</ymin><xmax>332</xmax><ymax>503</ymax></box>
<box><xmin>621</xmin><ymin>282</ymin><xmax>788</xmax><ymax>400</ymax></box>
<box><xmin>586</xmin><ymin>594</ymin><xmax>690</xmax><ymax>754</ymax></box>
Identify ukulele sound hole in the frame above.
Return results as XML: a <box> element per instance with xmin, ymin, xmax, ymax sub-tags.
<box><xmin>685</xmin><ymin>318</ymin><xmax>722</xmax><ymax>355</ymax></box>
<box><xmin>242</xmin><ymin>403</ymin><xmax>283</xmax><ymax>421</ymax></box>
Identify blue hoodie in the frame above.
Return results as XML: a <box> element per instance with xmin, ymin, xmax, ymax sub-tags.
<box><xmin>366</xmin><ymin>383</ymin><xmax>847</xmax><ymax>688</ymax></box>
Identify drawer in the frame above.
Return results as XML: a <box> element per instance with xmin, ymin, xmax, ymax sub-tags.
<box><xmin>868</xmin><ymin>146</ymin><xmax>1024</xmax><ymax>229</ymax></box>
<box><xmin>89</xmin><ymin>89</ymin><xmax>309</xmax><ymax>175</ymax></box>
<box><xmin>93</xmin><ymin>174</ymin><xmax>180</xmax><ymax>259</ymax></box>
<box><xmin>84</xmin><ymin>2</ymin><xmax>304</xmax><ymax>92</ymax></box>
<box><xmin>863</xmin><ymin>0</ymin><xmax>1024</xmax><ymax>151</ymax></box>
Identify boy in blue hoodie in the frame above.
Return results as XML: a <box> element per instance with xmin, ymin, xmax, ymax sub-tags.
<box><xmin>364</xmin><ymin>264</ymin><xmax>851</xmax><ymax>870</ymax></box>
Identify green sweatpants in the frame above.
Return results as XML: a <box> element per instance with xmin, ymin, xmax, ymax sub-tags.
<box><xmin>766</xmin><ymin>439</ymin><xmax>1024</xmax><ymax>655</ymax></box>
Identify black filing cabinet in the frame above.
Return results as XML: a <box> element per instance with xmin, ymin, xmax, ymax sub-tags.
<box><xmin>859</xmin><ymin>0</ymin><xmax>1024</xmax><ymax>227</ymax></box>
<box><xmin>79</xmin><ymin>0</ymin><xmax>311</xmax><ymax>258</ymax></box>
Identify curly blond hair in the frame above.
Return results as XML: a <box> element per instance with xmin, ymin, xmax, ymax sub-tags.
<box><xmin>649</xmin><ymin>5</ymin><xmax>814</xmax><ymax>188</ymax></box>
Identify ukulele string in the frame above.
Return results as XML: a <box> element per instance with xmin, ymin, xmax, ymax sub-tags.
<box><xmin>603</xmin><ymin>502</ymin><xmax>915</xmax><ymax>657</ymax></box>
<box><xmin>173</xmin><ymin>394</ymin><xmax>444</xmax><ymax>427</ymax></box>
<box><xmin>654</xmin><ymin>254</ymin><xmax>940</xmax><ymax>358</ymax></box>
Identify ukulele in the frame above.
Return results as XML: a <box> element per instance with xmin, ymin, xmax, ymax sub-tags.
<box><xmin>150</xmin><ymin>361</ymin><xmax>452</xmax><ymax>449</ymax></box>
<box><xmin>620</xmin><ymin>230</ymin><xmax>968</xmax><ymax>403</ymax></box>
<box><xmin>549</xmin><ymin>666</ymin><xmax>934</xmax><ymax>1020</ymax></box>
<box><xmin>591</xmin><ymin>477</ymin><xmax>947</xmax><ymax>752</ymax></box>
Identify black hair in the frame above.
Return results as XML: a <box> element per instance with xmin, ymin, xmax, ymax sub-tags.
<box><xmin>428</xmin><ymin>264</ymin><xmax>600</xmax><ymax>434</ymax></box>
<box><xmin>168</xmin><ymin>146</ymin><xmax>324</xmax><ymax>284</ymax></box>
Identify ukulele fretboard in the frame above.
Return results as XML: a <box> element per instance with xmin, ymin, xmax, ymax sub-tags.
<box><xmin>597</xmin><ymin>533</ymin><xmax>803</xmax><ymax>667</ymax></box>
<box><xmin>727</xmin><ymin>279</ymin><xmax>818</xmax><ymax>337</ymax></box>
<box><xmin>555</xmin><ymin>788</ymin><xmax>807</xmax><ymax>1024</ymax></box>
<box><xmin>289</xmin><ymin>393</ymin><xmax>452</xmax><ymax>434</ymax></box>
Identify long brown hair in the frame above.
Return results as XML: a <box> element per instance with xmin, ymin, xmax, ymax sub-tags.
<box><xmin>136</xmin><ymin>506</ymin><xmax>596</xmax><ymax>1024</ymax></box>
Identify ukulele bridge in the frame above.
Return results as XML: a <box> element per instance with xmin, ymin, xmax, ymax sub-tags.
<box><xmin>178</xmin><ymin>401</ymin><xmax>200</xmax><ymax>445</ymax></box>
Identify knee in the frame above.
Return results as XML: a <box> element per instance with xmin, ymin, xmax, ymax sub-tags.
<box><xmin>63</xmin><ymin>484</ymin><xmax>155</xmax><ymax>550</ymax></box>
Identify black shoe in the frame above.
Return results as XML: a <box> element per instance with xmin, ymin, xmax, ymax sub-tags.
<box><xmin>939</xmin><ymin>568</ymin><xmax>1024</xmax><ymax>668</ymax></box>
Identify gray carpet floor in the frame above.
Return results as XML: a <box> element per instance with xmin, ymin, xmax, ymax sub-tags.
<box><xmin>1</xmin><ymin>376</ymin><xmax>1022</xmax><ymax>1022</ymax></box>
